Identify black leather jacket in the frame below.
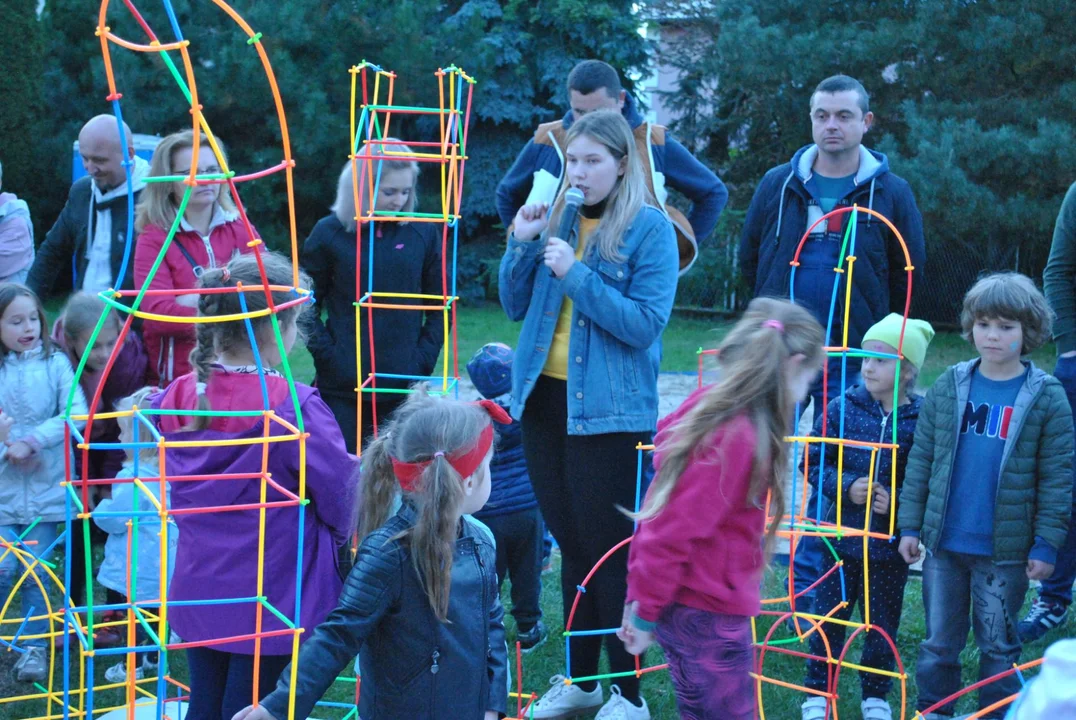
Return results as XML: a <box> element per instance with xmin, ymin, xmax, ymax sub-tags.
<box><xmin>260</xmin><ymin>503</ymin><xmax>508</xmax><ymax>720</ymax></box>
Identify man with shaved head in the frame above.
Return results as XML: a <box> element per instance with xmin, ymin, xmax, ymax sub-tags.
<box><xmin>27</xmin><ymin>115</ymin><xmax>150</xmax><ymax>299</ymax></box>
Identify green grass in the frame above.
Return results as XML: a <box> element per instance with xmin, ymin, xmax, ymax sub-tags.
<box><xmin>2</xmin><ymin>526</ymin><xmax>1068</xmax><ymax>719</ymax></box>
<box><xmin>43</xmin><ymin>299</ymin><xmax>1059</xmax><ymax>390</ymax></box>
<box><xmin>8</xmin><ymin>304</ymin><xmax>1062</xmax><ymax>719</ymax></box>
<box><xmin>274</xmin><ymin>303</ymin><xmax>730</xmax><ymax>391</ymax></box>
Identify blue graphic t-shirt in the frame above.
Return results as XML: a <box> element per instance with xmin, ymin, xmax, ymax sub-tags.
<box><xmin>939</xmin><ymin>367</ymin><xmax>1027</xmax><ymax>556</ymax></box>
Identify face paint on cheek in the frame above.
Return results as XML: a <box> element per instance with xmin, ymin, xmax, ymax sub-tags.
<box><xmin>1010</xmin><ymin>342</ymin><xmax>1020</xmax><ymax>351</ymax></box>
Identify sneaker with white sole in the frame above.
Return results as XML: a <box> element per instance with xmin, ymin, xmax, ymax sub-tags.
<box><xmin>595</xmin><ymin>686</ymin><xmax>649</xmax><ymax>720</ymax></box>
<box><xmin>12</xmin><ymin>646</ymin><xmax>48</xmax><ymax>682</ymax></box>
<box><xmin>1017</xmin><ymin>598</ymin><xmax>1068</xmax><ymax>643</ymax></box>
<box><xmin>531</xmin><ymin>675</ymin><xmax>604</xmax><ymax>719</ymax></box>
<box><xmin>801</xmin><ymin>696</ymin><xmax>827</xmax><ymax>720</ymax></box>
<box><xmin>104</xmin><ymin>660</ymin><xmax>145</xmax><ymax>683</ymax></box>
<box><xmin>861</xmin><ymin>697</ymin><xmax>892</xmax><ymax>720</ymax></box>
<box><xmin>518</xmin><ymin>621</ymin><xmax>547</xmax><ymax>654</ymax></box>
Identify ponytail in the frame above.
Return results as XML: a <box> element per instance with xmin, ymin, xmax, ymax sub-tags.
<box><xmin>184</xmin><ymin>267</ymin><xmax>228</xmax><ymax>431</ymax></box>
<box><xmin>356</xmin><ymin>386</ymin><xmax>491</xmax><ymax>622</ymax></box>
<box><xmin>357</xmin><ymin>433</ymin><xmax>399</xmax><ymax>539</ymax></box>
<box><xmin>410</xmin><ymin>453</ymin><xmax>465</xmax><ymax>621</ymax></box>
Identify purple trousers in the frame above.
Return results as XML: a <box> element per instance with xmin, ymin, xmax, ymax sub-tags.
<box><xmin>656</xmin><ymin>604</ymin><xmax>756</xmax><ymax>720</ymax></box>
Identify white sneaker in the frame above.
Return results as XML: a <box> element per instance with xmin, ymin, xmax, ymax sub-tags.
<box><xmin>801</xmin><ymin>696</ymin><xmax>827</xmax><ymax>720</ymax></box>
<box><xmin>531</xmin><ymin>675</ymin><xmax>604</xmax><ymax>719</ymax></box>
<box><xmin>595</xmin><ymin>686</ymin><xmax>649</xmax><ymax>720</ymax></box>
<box><xmin>104</xmin><ymin>661</ymin><xmax>144</xmax><ymax>683</ymax></box>
<box><xmin>861</xmin><ymin>697</ymin><xmax>892</xmax><ymax>720</ymax></box>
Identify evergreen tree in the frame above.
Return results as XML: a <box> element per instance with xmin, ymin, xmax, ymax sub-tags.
<box><xmin>0</xmin><ymin>2</ymin><xmax>47</xmax><ymax>236</ymax></box>
<box><xmin>656</xmin><ymin>0</ymin><xmax>1076</xmax><ymax>319</ymax></box>
<box><xmin>21</xmin><ymin>0</ymin><xmax>647</xmax><ymax>251</ymax></box>
<box><xmin>446</xmin><ymin>0</ymin><xmax>649</xmax><ymax>226</ymax></box>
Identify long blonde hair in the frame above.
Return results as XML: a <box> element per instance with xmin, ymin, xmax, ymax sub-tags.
<box><xmin>135</xmin><ymin>130</ymin><xmax>236</xmax><ymax>233</ymax></box>
<box><xmin>547</xmin><ymin>110</ymin><xmax>653</xmax><ymax>263</ymax></box>
<box><xmin>636</xmin><ymin>298</ymin><xmax>824</xmax><ymax>552</ymax></box>
<box><xmin>332</xmin><ymin>139</ymin><xmax>419</xmax><ymax>231</ymax></box>
<box><xmin>357</xmin><ymin>387</ymin><xmax>492</xmax><ymax>622</ymax></box>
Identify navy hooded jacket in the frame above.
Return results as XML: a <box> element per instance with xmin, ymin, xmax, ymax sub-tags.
<box><xmin>495</xmin><ymin>94</ymin><xmax>727</xmax><ymax>245</ymax></box>
<box><xmin>739</xmin><ymin>144</ymin><xmax>926</xmax><ymax>350</ymax></box>
<box><xmin>474</xmin><ymin>398</ymin><xmax>537</xmax><ymax>519</ymax></box>
<box><xmin>806</xmin><ymin>384</ymin><xmax>922</xmax><ymax>562</ymax></box>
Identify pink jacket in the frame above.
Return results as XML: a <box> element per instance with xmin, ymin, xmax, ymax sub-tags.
<box><xmin>0</xmin><ymin>192</ymin><xmax>34</xmax><ymax>283</ymax></box>
<box><xmin>626</xmin><ymin>388</ymin><xmax>768</xmax><ymax>627</ymax></box>
<box><xmin>133</xmin><ymin>209</ymin><xmax>257</xmax><ymax>386</ymax></box>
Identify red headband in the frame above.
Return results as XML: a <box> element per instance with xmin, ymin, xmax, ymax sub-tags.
<box><xmin>390</xmin><ymin>400</ymin><xmax>512</xmax><ymax>492</ymax></box>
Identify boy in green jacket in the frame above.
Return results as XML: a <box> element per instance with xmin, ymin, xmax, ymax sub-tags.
<box><xmin>897</xmin><ymin>272</ymin><xmax>1073</xmax><ymax>719</ymax></box>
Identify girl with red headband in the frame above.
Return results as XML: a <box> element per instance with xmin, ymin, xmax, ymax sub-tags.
<box><xmin>235</xmin><ymin>387</ymin><xmax>509</xmax><ymax>720</ymax></box>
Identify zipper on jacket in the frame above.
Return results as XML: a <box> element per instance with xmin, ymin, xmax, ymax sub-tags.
<box><xmin>872</xmin><ymin>407</ymin><xmax>891</xmax><ymax>529</ymax></box>
<box><xmin>430</xmin><ymin>647</ymin><xmax>440</xmax><ymax>674</ymax></box>
<box><xmin>201</xmin><ymin>236</ymin><xmax>217</xmax><ymax>268</ymax></box>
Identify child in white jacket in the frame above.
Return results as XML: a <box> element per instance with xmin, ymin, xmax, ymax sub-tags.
<box><xmin>93</xmin><ymin>387</ymin><xmax>177</xmax><ymax>682</ymax></box>
<box><xmin>0</xmin><ymin>283</ymin><xmax>87</xmax><ymax>683</ymax></box>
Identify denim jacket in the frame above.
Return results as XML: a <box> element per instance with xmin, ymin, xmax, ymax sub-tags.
<box><xmin>498</xmin><ymin>205</ymin><xmax>679</xmax><ymax>434</ymax></box>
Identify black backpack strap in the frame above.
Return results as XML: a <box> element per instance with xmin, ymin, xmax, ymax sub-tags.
<box><xmin>172</xmin><ymin>240</ymin><xmax>205</xmax><ymax>277</ymax></box>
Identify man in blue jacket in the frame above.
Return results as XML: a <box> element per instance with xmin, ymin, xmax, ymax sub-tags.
<box><xmin>738</xmin><ymin>74</ymin><xmax>926</xmax><ymax>616</ymax></box>
<box><xmin>739</xmin><ymin>75</ymin><xmax>926</xmax><ymax>412</ymax></box>
<box><xmin>496</xmin><ymin>60</ymin><xmax>727</xmax><ymax>275</ymax></box>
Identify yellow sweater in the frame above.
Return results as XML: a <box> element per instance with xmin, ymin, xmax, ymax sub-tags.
<box><xmin>542</xmin><ymin>216</ymin><xmax>599</xmax><ymax>380</ymax></box>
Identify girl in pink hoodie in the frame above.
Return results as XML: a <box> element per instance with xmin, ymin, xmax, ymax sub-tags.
<box><xmin>618</xmin><ymin>298</ymin><xmax>824</xmax><ymax>720</ymax></box>
<box><xmin>133</xmin><ymin>131</ymin><xmax>257</xmax><ymax>387</ymax></box>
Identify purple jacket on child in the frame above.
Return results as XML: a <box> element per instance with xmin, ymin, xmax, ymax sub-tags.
<box><xmin>154</xmin><ymin>369</ymin><xmax>358</xmax><ymax>655</ymax></box>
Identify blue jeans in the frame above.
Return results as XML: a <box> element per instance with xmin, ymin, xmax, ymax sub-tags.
<box><xmin>791</xmin><ymin>493</ymin><xmax>833</xmax><ymax>609</ymax></box>
<box><xmin>916</xmin><ymin>550</ymin><xmax>1028</xmax><ymax>718</ymax></box>
<box><xmin>185</xmin><ymin>647</ymin><xmax>291</xmax><ymax>720</ymax></box>
<box><xmin>0</xmin><ymin>523</ymin><xmax>61</xmax><ymax>648</ymax></box>
<box><xmin>1039</xmin><ymin>356</ymin><xmax>1076</xmax><ymax>607</ymax></box>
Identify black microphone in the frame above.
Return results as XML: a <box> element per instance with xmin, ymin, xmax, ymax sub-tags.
<box><xmin>547</xmin><ymin>188</ymin><xmax>585</xmax><ymax>277</ymax></box>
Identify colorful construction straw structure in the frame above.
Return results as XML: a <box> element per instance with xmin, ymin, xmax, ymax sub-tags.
<box><xmin>0</xmin><ymin>0</ymin><xmax>464</xmax><ymax>717</ymax></box>
<box><xmin>554</xmin><ymin>206</ymin><xmax>1038</xmax><ymax>718</ymax></box>
<box><xmin>0</xmin><ymin>2</ymin><xmax>1045</xmax><ymax>718</ymax></box>
<box><xmin>347</xmin><ymin>61</ymin><xmax>474</xmax><ymax>446</ymax></box>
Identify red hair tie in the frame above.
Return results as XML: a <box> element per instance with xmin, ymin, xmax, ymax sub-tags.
<box><xmin>390</xmin><ymin>399</ymin><xmax>512</xmax><ymax>491</ymax></box>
